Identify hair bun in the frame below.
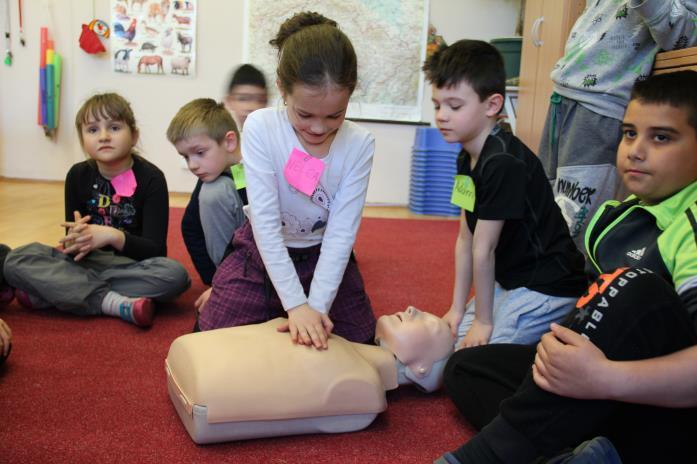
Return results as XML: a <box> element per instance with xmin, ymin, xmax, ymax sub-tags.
<box><xmin>269</xmin><ymin>11</ymin><xmax>337</xmax><ymax>51</ymax></box>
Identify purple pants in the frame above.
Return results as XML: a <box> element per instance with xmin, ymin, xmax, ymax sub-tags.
<box><xmin>198</xmin><ymin>221</ymin><xmax>376</xmax><ymax>343</ymax></box>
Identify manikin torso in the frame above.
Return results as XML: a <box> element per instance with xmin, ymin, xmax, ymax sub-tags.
<box><xmin>166</xmin><ymin>313</ymin><xmax>453</xmax><ymax>443</ymax></box>
<box><xmin>167</xmin><ymin>318</ymin><xmax>398</xmax><ymax>423</ymax></box>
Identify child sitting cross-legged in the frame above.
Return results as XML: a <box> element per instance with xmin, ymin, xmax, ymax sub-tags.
<box><xmin>3</xmin><ymin>93</ymin><xmax>191</xmax><ymax>328</ymax></box>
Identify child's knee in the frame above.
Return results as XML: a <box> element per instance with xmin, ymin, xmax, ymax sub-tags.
<box><xmin>562</xmin><ymin>268</ymin><xmax>683</xmax><ymax>345</ymax></box>
<box><xmin>3</xmin><ymin>243</ymin><xmax>51</xmax><ymax>280</ymax></box>
<box><xmin>168</xmin><ymin>260</ymin><xmax>192</xmax><ymax>294</ymax></box>
<box><xmin>147</xmin><ymin>258</ymin><xmax>191</xmax><ymax>300</ymax></box>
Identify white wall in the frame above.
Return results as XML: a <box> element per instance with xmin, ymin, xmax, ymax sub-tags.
<box><xmin>0</xmin><ymin>0</ymin><xmax>519</xmax><ymax>205</ymax></box>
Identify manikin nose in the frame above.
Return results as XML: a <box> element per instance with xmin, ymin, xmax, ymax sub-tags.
<box><xmin>404</xmin><ymin>306</ymin><xmax>418</xmax><ymax>320</ymax></box>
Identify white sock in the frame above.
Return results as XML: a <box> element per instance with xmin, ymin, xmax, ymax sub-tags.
<box><xmin>101</xmin><ymin>290</ymin><xmax>140</xmax><ymax>321</ymax></box>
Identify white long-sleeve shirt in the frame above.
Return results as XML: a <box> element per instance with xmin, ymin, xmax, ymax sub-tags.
<box><xmin>242</xmin><ymin>107</ymin><xmax>375</xmax><ymax>314</ymax></box>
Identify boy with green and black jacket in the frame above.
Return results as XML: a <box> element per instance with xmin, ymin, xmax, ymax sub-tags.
<box><xmin>439</xmin><ymin>71</ymin><xmax>697</xmax><ymax>463</ymax></box>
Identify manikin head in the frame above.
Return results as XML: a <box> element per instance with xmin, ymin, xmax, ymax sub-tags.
<box><xmin>375</xmin><ymin>306</ymin><xmax>454</xmax><ymax>392</ymax></box>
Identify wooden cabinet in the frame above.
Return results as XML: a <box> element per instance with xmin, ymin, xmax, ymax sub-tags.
<box><xmin>516</xmin><ymin>0</ymin><xmax>585</xmax><ymax>151</ymax></box>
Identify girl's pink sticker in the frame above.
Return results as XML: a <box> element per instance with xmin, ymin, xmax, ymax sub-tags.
<box><xmin>283</xmin><ymin>148</ymin><xmax>325</xmax><ymax>196</ymax></box>
<box><xmin>111</xmin><ymin>169</ymin><xmax>137</xmax><ymax>197</ymax></box>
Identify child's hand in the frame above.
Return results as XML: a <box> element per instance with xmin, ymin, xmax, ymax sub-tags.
<box><xmin>0</xmin><ymin>318</ymin><xmax>12</xmax><ymax>357</ymax></box>
<box><xmin>532</xmin><ymin>323</ymin><xmax>612</xmax><ymax>400</ymax></box>
<box><xmin>442</xmin><ymin>306</ymin><xmax>464</xmax><ymax>337</ymax></box>
<box><xmin>61</xmin><ymin>224</ymin><xmax>124</xmax><ymax>261</ymax></box>
<box><xmin>459</xmin><ymin>318</ymin><xmax>493</xmax><ymax>348</ymax></box>
<box><xmin>195</xmin><ymin>288</ymin><xmax>212</xmax><ymax>313</ymax></box>
<box><xmin>60</xmin><ymin>211</ymin><xmax>92</xmax><ymax>251</ymax></box>
<box><xmin>278</xmin><ymin>304</ymin><xmax>333</xmax><ymax>350</ymax></box>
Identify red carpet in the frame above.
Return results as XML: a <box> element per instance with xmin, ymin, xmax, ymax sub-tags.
<box><xmin>0</xmin><ymin>211</ymin><xmax>475</xmax><ymax>463</ymax></box>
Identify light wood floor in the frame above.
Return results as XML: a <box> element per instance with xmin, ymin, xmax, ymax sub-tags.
<box><xmin>0</xmin><ymin>178</ymin><xmax>453</xmax><ymax>249</ymax></box>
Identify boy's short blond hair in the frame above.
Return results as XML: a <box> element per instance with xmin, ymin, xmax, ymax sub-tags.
<box><xmin>167</xmin><ymin>98</ymin><xmax>239</xmax><ymax>145</ymax></box>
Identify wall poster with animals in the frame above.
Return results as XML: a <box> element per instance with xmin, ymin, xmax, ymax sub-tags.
<box><xmin>110</xmin><ymin>0</ymin><xmax>196</xmax><ymax>77</ymax></box>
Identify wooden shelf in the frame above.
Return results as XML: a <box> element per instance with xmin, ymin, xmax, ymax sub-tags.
<box><xmin>653</xmin><ymin>47</ymin><xmax>697</xmax><ymax>74</ymax></box>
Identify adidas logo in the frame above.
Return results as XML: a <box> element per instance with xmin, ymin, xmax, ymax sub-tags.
<box><xmin>626</xmin><ymin>247</ymin><xmax>645</xmax><ymax>260</ymax></box>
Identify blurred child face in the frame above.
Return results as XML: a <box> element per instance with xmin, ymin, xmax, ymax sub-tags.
<box><xmin>175</xmin><ymin>132</ymin><xmax>239</xmax><ymax>183</ymax></box>
<box><xmin>618</xmin><ymin>100</ymin><xmax>697</xmax><ymax>204</ymax></box>
<box><xmin>431</xmin><ymin>81</ymin><xmax>500</xmax><ymax>146</ymax></box>
<box><xmin>80</xmin><ymin>115</ymin><xmax>138</xmax><ymax>171</ymax></box>
<box><xmin>224</xmin><ymin>84</ymin><xmax>268</xmax><ymax>128</ymax></box>
<box><xmin>283</xmin><ymin>83</ymin><xmax>350</xmax><ymax>156</ymax></box>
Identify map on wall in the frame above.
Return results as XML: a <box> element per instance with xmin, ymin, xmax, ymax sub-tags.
<box><xmin>245</xmin><ymin>0</ymin><xmax>428</xmax><ymax>122</ymax></box>
<box><xmin>111</xmin><ymin>0</ymin><xmax>197</xmax><ymax>77</ymax></box>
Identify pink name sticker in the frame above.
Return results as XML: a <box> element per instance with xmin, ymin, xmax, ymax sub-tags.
<box><xmin>110</xmin><ymin>169</ymin><xmax>137</xmax><ymax>197</ymax></box>
<box><xmin>283</xmin><ymin>148</ymin><xmax>325</xmax><ymax>196</ymax></box>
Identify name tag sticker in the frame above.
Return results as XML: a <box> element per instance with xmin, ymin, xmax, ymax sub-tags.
<box><xmin>230</xmin><ymin>163</ymin><xmax>246</xmax><ymax>190</ymax></box>
<box><xmin>451</xmin><ymin>175</ymin><xmax>475</xmax><ymax>211</ymax></box>
<box><xmin>284</xmin><ymin>147</ymin><xmax>325</xmax><ymax>196</ymax></box>
<box><xmin>111</xmin><ymin>168</ymin><xmax>137</xmax><ymax>197</ymax></box>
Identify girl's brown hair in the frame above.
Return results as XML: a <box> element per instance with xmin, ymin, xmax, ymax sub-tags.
<box><xmin>269</xmin><ymin>11</ymin><xmax>357</xmax><ymax>95</ymax></box>
<box><xmin>75</xmin><ymin>93</ymin><xmax>138</xmax><ymax>146</ymax></box>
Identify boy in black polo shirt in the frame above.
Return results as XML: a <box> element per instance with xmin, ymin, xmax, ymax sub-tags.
<box><xmin>422</xmin><ymin>40</ymin><xmax>586</xmax><ymax>347</ymax></box>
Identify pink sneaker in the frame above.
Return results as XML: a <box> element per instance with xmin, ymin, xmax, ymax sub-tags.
<box><xmin>130</xmin><ymin>298</ymin><xmax>155</xmax><ymax>328</ymax></box>
<box><xmin>0</xmin><ymin>286</ymin><xmax>14</xmax><ymax>305</ymax></box>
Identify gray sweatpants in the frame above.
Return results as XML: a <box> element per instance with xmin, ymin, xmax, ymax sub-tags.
<box><xmin>4</xmin><ymin>242</ymin><xmax>191</xmax><ymax>315</ymax></box>
<box><xmin>538</xmin><ymin>94</ymin><xmax>623</xmax><ymax>251</ymax></box>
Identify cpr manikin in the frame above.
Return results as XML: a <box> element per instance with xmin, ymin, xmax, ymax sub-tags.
<box><xmin>166</xmin><ymin>307</ymin><xmax>454</xmax><ymax>443</ymax></box>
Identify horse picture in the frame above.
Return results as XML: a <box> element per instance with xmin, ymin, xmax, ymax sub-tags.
<box><xmin>137</xmin><ymin>55</ymin><xmax>164</xmax><ymax>74</ymax></box>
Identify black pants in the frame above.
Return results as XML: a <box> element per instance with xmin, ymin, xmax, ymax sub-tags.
<box><xmin>444</xmin><ymin>268</ymin><xmax>697</xmax><ymax>463</ymax></box>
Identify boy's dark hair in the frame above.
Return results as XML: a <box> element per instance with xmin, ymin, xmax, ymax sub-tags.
<box><xmin>630</xmin><ymin>71</ymin><xmax>697</xmax><ymax>134</ymax></box>
<box><xmin>166</xmin><ymin>98</ymin><xmax>239</xmax><ymax>145</ymax></box>
<box><xmin>75</xmin><ymin>93</ymin><xmax>138</xmax><ymax>146</ymax></box>
<box><xmin>422</xmin><ymin>39</ymin><xmax>506</xmax><ymax>101</ymax></box>
<box><xmin>227</xmin><ymin>64</ymin><xmax>267</xmax><ymax>94</ymax></box>
<box><xmin>269</xmin><ymin>11</ymin><xmax>357</xmax><ymax>94</ymax></box>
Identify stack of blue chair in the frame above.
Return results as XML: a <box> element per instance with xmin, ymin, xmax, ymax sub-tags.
<box><xmin>409</xmin><ymin>127</ymin><xmax>462</xmax><ymax>217</ymax></box>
